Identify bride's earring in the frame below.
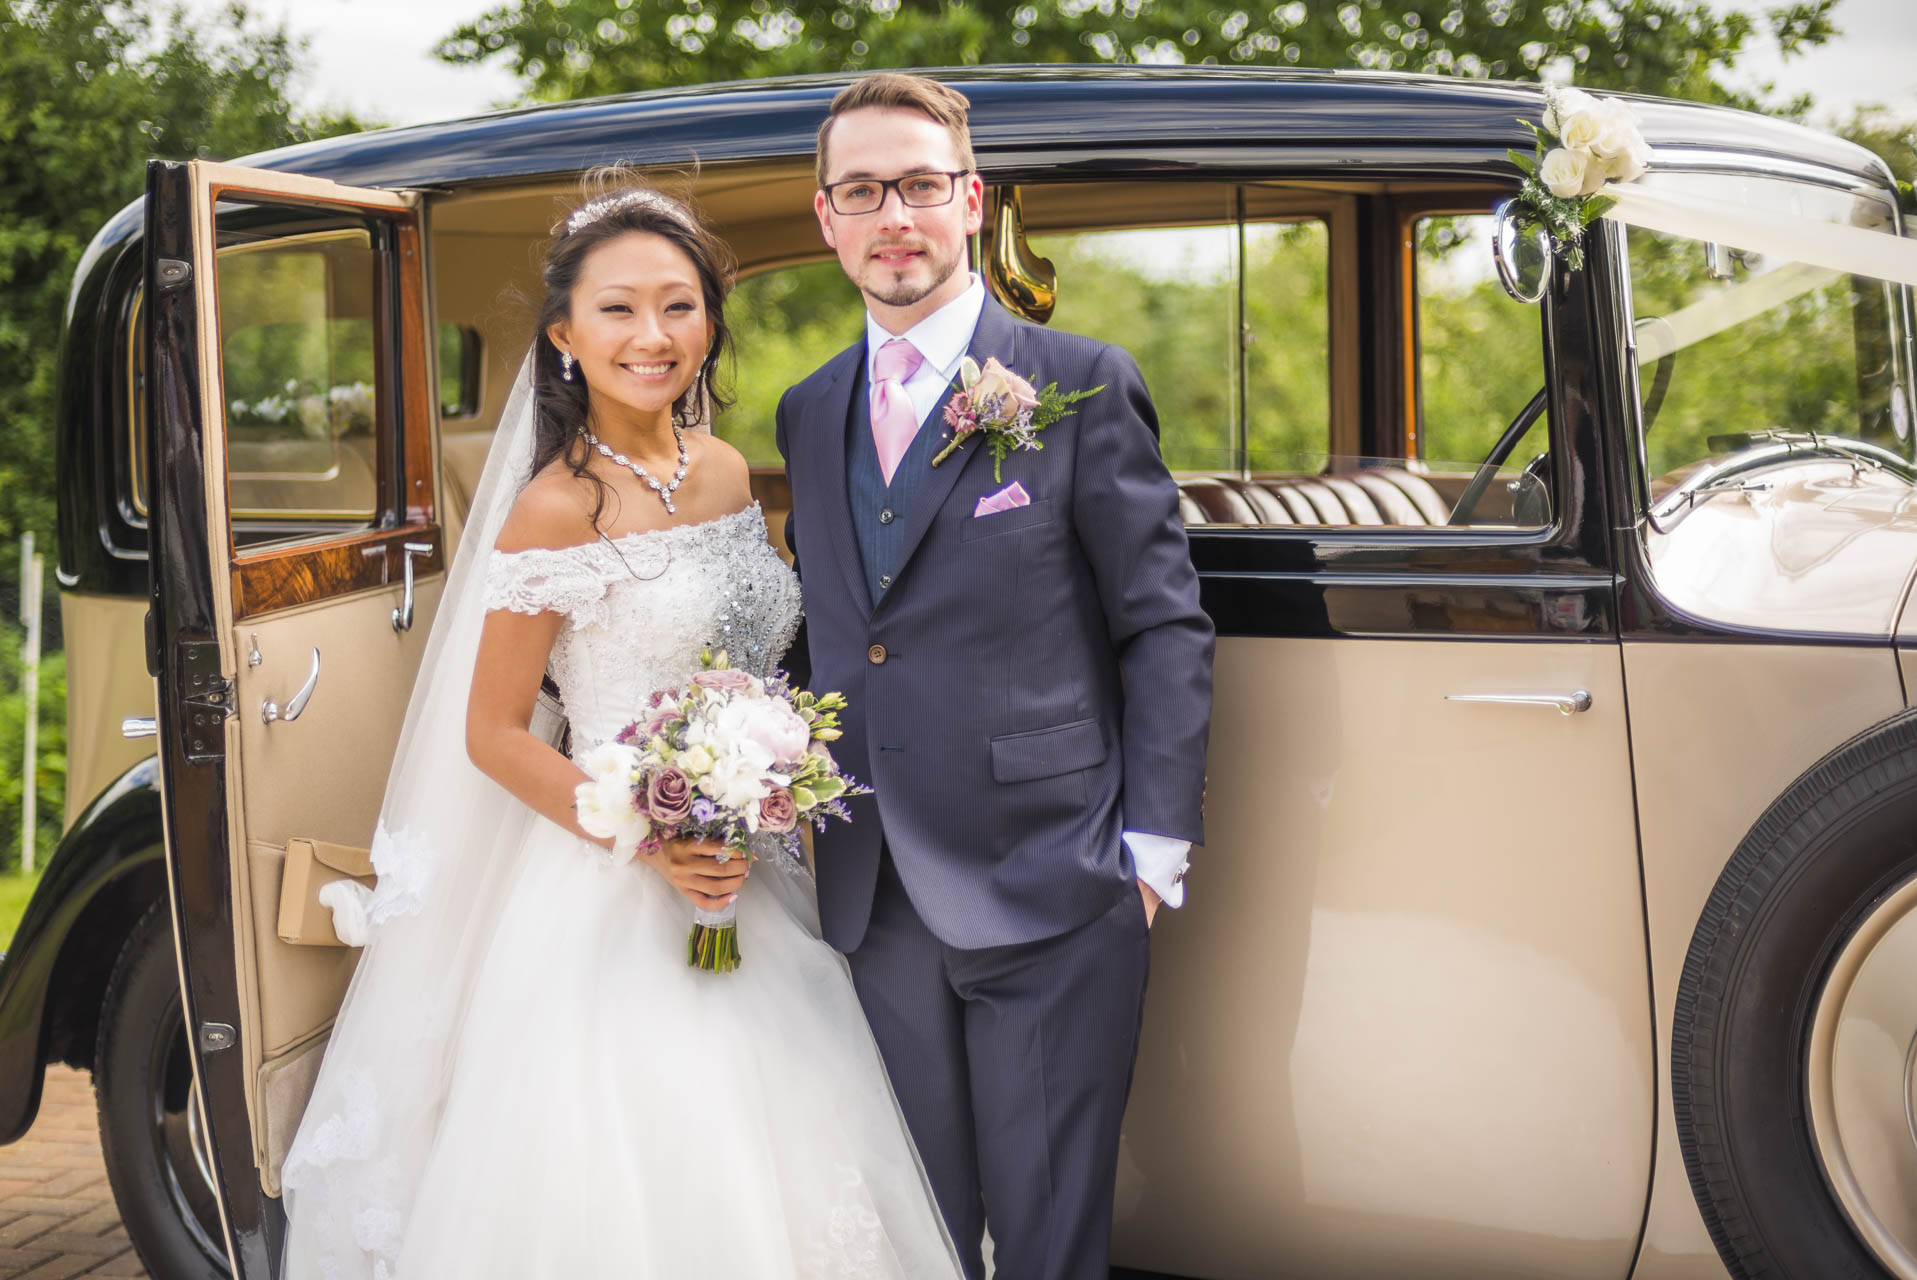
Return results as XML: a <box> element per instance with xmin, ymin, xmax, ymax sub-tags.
<box><xmin>560</xmin><ymin>351</ymin><xmax>575</xmax><ymax>382</ymax></box>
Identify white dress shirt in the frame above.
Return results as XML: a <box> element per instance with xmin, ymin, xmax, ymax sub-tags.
<box><xmin>862</xmin><ymin>274</ymin><xmax>1192</xmax><ymax>909</ymax></box>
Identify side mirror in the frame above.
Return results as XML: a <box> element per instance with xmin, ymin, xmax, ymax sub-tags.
<box><xmin>1492</xmin><ymin>199</ymin><xmax>1554</xmax><ymax>304</ymax></box>
<box><xmin>985</xmin><ymin>186</ymin><xmax>1058</xmax><ymax>324</ymax></box>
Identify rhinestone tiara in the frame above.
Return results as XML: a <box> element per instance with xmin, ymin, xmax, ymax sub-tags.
<box><xmin>564</xmin><ymin>189</ymin><xmax>693</xmax><ymax>237</ymax></box>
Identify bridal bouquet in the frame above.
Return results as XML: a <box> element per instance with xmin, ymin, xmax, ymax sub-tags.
<box><xmin>572</xmin><ymin>650</ymin><xmax>866</xmax><ymax>973</ymax></box>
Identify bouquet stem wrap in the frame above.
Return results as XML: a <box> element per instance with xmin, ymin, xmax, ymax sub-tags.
<box><xmin>688</xmin><ymin>902</ymin><xmax>741</xmax><ymax>972</ymax></box>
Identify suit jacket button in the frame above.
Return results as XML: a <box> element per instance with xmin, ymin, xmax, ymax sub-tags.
<box><xmin>868</xmin><ymin>643</ymin><xmax>887</xmax><ymax>665</ymax></box>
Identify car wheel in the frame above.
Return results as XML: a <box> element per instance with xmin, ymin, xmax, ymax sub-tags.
<box><xmin>1674</xmin><ymin>710</ymin><xmax>1917</xmax><ymax>1280</ymax></box>
<box><xmin>95</xmin><ymin>898</ymin><xmax>231</xmax><ymax>1279</ymax></box>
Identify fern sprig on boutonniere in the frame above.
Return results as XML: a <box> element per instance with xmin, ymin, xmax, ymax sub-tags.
<box><xmin>931</xmin><ymin>356</ymin><xmax>1104</xmax><ymax>483</ymax></box>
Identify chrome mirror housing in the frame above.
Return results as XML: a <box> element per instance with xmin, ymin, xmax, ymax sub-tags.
<box><xmin>1492</xmin><ymin>199</ymin><xmax>1554</xmax><ymax>304</ymax></box>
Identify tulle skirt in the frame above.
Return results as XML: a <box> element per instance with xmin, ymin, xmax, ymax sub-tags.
<box><xmin>338</xmin><ymin>821</ymin><xmax>959</xmax><ymax>1278</ymax></box>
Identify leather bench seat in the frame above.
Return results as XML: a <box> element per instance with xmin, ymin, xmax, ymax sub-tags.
<box><xmin>1177</xmin><ymin>468</ymin><xmax>1451</xmax><ymax>527</ymax></box>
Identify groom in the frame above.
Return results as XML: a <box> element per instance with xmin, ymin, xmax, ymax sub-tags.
<box><xmin>775</xmin><ymin>73</ymin><xmax>1214</xmax><ymax>1279</ymax></box>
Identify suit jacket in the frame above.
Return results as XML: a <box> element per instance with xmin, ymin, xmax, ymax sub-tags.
<box><xmin>775</xmin><ymin>296</ymin><xmax>1214</xmax><ymax>952</ymax></box>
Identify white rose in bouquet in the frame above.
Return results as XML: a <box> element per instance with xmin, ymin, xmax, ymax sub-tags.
<box><xmin>573</xmin><ymin>742</ymin><xmax>651</xmax><ymax>862</ymax></box>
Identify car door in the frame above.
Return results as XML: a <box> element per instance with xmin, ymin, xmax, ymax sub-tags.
<box><xmin>1033</xmin><ymin>188</ymin><xmax>1659</xmax><ymax>1278</ymax></box>
<box><xmin>144</xmin><ymin>158</ymin><xmax>444</xmax><ymax>1277</ymax></box>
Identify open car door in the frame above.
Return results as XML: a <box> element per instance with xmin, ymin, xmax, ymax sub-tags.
<box><xmin>144</xmin><ymin>159</ymin><xmax>444</xmax><ymax>1277</ymax></box>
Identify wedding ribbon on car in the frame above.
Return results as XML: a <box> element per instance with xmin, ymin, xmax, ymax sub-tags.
<box><xmin>1598</xmin><ymin>183</ymin><xmax>1917</xmax><ymax>291</ymax></box>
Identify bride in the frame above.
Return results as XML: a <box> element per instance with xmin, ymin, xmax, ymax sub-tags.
<box><xmin>278</xmin><ymin>177</ymin><xmax>962</xmax><ymax>1278</ymax></box>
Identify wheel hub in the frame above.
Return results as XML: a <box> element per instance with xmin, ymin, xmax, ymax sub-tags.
<box><xmin>1808</xmin><ymin>871</ymin><xmax>1917</xmax><ymax>1278</ymax></box>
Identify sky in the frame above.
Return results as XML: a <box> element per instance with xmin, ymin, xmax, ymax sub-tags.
<box><xmin>183</xmin><ymin>0</ymin><xmax>1916</xmax><ymax>132</ymax></box>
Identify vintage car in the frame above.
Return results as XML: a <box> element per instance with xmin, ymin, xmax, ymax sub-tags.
<box><xmin>7</xmin><ymin>64</ymin><xmax>1917</xmax><ymax>1280</ymax></box>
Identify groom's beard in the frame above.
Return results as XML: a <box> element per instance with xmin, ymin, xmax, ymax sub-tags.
<box><xmin>857</xmin><ymin>236</ymin><xmax>962</xmax><ymax>309</ymax></box>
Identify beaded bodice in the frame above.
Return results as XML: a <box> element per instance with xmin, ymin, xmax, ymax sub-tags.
<box><xmin>482</xmin><ymin>504</ymin><xmax>801</xmax><ymax>753</ymax></box>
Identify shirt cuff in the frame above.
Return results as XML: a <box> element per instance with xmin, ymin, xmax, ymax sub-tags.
<box><xmin>1123</xmin><ymin>830</ymin><xmax>1191</xmax><ymax>909</ymax></box>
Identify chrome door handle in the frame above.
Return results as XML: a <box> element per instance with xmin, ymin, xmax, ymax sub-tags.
<box><xmin>121</xmin><ymin>717</ymin><xmax>157</xmax><ymax>739</ymax></box>
<box><xmin>391</xmin><ymin>540</ymin><xmax>435</xmax><ymax>633</ymax></box>
<box><xmin>1445</xmin><ymin>690</ymin><xmax>1593</xmax><ymax>715</ymax></box>
<box><xmin>262</xmin><ymin>648</ymin><xmax>321</xmax><ymax>724</ymax></box>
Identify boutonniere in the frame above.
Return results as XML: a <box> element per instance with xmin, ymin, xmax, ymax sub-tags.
<box><xmin>1509</xmin><ymin>81</ymin><xmax>1654</xmax><ymax>271</ymax></box>
<box><xmin>930</xmin><ymin>356</ymin><xmax>1104</xmax><ymax>483</ymax></box>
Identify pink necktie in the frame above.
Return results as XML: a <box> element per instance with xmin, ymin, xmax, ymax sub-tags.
<box><xmin>871</xmin><ymin>338</ymin><xmax>925</xmax><ymax>485</ymax></box>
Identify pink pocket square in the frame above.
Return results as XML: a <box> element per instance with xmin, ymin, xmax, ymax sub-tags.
<box><xmin>972</xmin><ymin>481</ymin><xmax>1032</xmax><ymax>518</ymax></box>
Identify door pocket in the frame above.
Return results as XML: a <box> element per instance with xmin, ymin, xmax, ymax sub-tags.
<box><xmin>990</xmin><ymin>716</ymin><xmax>1107</xmax><ymax>783</ymax></box>
<box><xmin>277</xmin><ymin>838</ymin><xmax>374</xmax><ymax>947</ymax></box>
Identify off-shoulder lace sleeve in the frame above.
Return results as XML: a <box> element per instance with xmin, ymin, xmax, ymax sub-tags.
<box><xmin>483</xmin><ymin>547</ymin><xmax>613</xmax><ymax>629</ymax></box>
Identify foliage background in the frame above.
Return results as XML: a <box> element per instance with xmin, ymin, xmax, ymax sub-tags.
<box><xmin>1</xmin><ymin>0</ymin><xmax>1913</xmax><ymax>881</ymax></box>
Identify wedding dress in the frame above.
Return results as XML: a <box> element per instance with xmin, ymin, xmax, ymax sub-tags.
<box><xmin>278</xmin><ymin>358</ymin><xmax>961</xmax><ymax>1279</ymax></box>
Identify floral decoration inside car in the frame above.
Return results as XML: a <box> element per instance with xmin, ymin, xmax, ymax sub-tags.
<box><xmin>1510</xmin><ymin>83</ymin><xmax>1655</xmax><ymax>271</ymax></box>
<box><xmin>228</xmin><ymin>380</ymin><xmax>375</xmax><ymax>438</ymax></box>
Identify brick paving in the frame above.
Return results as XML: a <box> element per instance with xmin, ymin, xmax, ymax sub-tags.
<box><xmin>0</xmin><ymin>1067</ymin><xmax>147</xmax><ymax>1278</ymax></box>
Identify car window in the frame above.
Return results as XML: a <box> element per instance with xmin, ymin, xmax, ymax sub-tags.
<box><xmin>127</xmin><ymin>280</ymin><xmax>473</xmax><ymax>525</ymax></box>
<box><xmin>214</xmin><ymin>226</ymin><xmax>385</xmax><ymax>531</ymax></box>
<box><xmin>725</xmin><ymin>260</ymin><xmax>865</xmax><ymax>466</ymax></box>
<box><xmin>1030</xmin><ymin>221</ymin><xmax>1245</xmax><ymax>470</ymax></box>
<box><xmin>1414</xmin><ymin>212</ymin><xmax>1551</xmax><ymax>472</ymax></box>
<box><xmin>1624</xmin><ymin>175</ymin><xmax>1912</xmax><ymax>490</ymax></box>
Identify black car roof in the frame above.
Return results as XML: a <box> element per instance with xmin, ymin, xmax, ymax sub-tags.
<box><xmin>76</xmin><ymin>65</ymin><xmax>1893</xmax><ymax>277</ymax></box>
<box><xmin>227</xmin><ymin>64</ymin><xmax>1890</xmax><ymax>189</ymax></box>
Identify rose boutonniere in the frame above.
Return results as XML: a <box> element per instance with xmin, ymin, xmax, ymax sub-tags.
<box><xmin>1509</xmin><ymin>82</ymin><xmax>1654</xmax><ymax>271</ymax></box>
<box><xmin>930</xmin><ymin>356</ymin><xmax>1104</xmax><ymax>483</ymax></box>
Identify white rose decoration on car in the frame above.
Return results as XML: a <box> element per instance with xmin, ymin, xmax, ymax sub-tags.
<box><xmin>1512</xmin><ymin>81</ymin><xmax>1655</xmax><ymax>270</ymax></box>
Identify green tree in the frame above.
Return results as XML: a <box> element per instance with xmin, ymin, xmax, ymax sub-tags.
<box><xmin>437</xmin><ymin>0</ymin><xmax>1836</xmax><ymax>109</ymax></box>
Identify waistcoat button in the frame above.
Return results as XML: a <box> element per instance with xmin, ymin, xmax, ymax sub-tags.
<box><xmin>878</xmin><ymin>574</ymin><xmax>893</xmax><ymax>590</ymax></box>
<box><xmin>879</xmin><ymin>508</ymin><xmax>896</xmax><ymax>525</ymax></box>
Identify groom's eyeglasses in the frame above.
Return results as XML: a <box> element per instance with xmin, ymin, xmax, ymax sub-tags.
<box><xmin>821</xmin><ymin>170</ymin><xmax>971</xmax><ymax>216</ymax></box>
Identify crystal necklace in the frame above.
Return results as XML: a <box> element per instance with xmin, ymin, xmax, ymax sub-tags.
<box><xmin>578</xmin><ymin>423</ymin><xmax>689</xmax><ymax>514</ymax></box>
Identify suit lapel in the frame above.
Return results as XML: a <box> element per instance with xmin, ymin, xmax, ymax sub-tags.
<box><xmin>887</xmin><ymin>298</ymin><xmax>1021</xmax><ymax>590</ymax></box>
<box><xmin>807</xmin><ymin>341</ymin><xmax>873</xmax><ymax>618</ymax></box>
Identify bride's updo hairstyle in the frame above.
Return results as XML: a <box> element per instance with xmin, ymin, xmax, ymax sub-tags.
<box><xmin>531</xmin><ymin>168</ymin><xmax>737</xmax><ymax>519</ymax></box>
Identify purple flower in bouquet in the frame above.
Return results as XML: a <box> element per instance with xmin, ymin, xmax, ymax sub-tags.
<box><xmin>692</xmin><ymin>667</ymin><xmax>758</xmax><ymax>695</ymax></box>
<box><xmin>647</xmin><ymin>767</ymin><xmax>694</xmax><ymax>825</ymax></box>
<box><xmin>757</xmin><ymin>788</ymin><xmax>799</xmax><ymax>834</ymax></box>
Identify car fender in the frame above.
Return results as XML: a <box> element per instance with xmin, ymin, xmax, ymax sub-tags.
<box><xmin>0</xmin><ymin>757</ymin><xmax>168</xmax><ymax>1145</ymax></box>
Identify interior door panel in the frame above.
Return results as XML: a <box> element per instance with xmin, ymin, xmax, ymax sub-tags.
<box><xmin>146</xmin><ymin>158</ymin><xmax>436</xmax><ymax>1277</ymax></box>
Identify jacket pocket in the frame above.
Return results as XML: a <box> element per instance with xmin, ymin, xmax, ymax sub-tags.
<box><xmin>990</xmin><ymin>717</ymin><xmax>1108</xmax><ymax>783</ymax></box>
<box><xmin>959</xmin><ymin>498</ymin><xmax>1056</xmax><ymax>542</ymax></box>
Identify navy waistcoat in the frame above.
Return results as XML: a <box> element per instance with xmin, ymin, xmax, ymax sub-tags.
<box><xmin>846</xmin><ymin>369</ymin><xmax>946</xmax><ymax>605</ymax></box>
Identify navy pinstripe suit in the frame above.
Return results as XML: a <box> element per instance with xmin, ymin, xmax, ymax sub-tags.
<box><xmin>775</xmin><ymin>295</ymin><xmax>1213</xmax><ymax>1278</ymax></box>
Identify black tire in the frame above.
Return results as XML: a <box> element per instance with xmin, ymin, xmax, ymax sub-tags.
<box><xmin>1673</xmin><ymin>709</ymin><xmax>1917</xmax><ymax>1280</ymax></box>
<box><xmin>95</xmin><ymin>898</ymin><xmax>231</xmax><ymax>1280</ymax></box>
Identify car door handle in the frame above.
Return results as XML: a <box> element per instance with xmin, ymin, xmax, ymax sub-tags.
<box><xmin>391</xmin><ymin>540</ymin><xmax>435</xmax><ymax>633</ymax></box>
<box><xmin>121</xmin><ymin>717</ymin><xmax>157</xmax><ymax>739</ymax></box>
<box><xmin>262</xmin><ymin>648</ymin><xmax>321</xmax><ymax>724</ymax></box>
<box><xmin>1445</xmin><ymin>690</ymin><xmax>1593</xmax><ymax>715</ymax></box>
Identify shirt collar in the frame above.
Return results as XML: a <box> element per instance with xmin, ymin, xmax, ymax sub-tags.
<box><xmin>865</xmin><ymin>272</ymin><xmax>987</xmax><ymax>383</ymax></box>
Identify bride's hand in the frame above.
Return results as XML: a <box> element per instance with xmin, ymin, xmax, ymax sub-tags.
<box><xmin>640</xmin><ymin>837</ymin><xmax>748</xmax><ymax>910</ymax></box>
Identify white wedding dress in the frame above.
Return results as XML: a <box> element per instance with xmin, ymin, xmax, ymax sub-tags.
<box><xmin>278</xmin><ymin>362</ymin><xmax>960</xmax><ymax>1280</ymax></box>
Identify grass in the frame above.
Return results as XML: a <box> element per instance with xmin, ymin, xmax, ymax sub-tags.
<box><xmin>0</xmin><ymin>870</ymin><xmax>46</xmax><ymax>952</ymax></box>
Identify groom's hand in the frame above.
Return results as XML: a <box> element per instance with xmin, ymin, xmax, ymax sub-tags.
<box><xmin>646</xmin><ymin>838</ymin><xmax>749</xmax><ymax>910</ymax></box>
<box><xmin>1138</xmin><ymin>880</ymin><xmax>1160</xmax><ymax>928</ymax></box>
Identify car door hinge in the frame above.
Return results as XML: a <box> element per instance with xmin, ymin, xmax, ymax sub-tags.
<box><xmin>177</xmin><ymin>640</ymin><xmax>233</xmax><ymax>765</ymax></box>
